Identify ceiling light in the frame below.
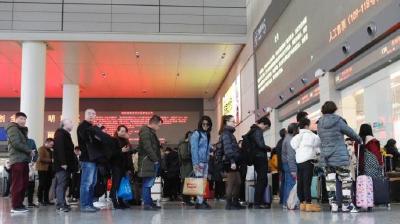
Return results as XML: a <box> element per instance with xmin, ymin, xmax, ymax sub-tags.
<box><xmin>301</xmin><ymin>78</ymin><xmax>308</xmax><ymax>84</ymax></box>
<box><xmin>142</xmin><ymin>90</ymin><xmax>147</xmax><ymax>94</ymax></box>
<box><xmin>279</xmin><ymin>95</ymin><xmax>284</xmax><ymax>101</ymax></box>
<box><xmin>135</xmin><ymin>51</ymin><xmax>140</xmax><ymax>58</ymax></box>
<box><xmin>101</xmin><ymin>73</ymin><xmax>106</xmax><ymax>78</ymax></box>
<box><xmin>289</xmin><ymin>87</ymin><xmax>295</xmax><ymax>93</ymax></box>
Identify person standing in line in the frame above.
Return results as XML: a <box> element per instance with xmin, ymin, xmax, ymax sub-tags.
<box><xmin>6</xmin><ymin>112</ymin><xmax>35</xmax><ymax>213</ymax></box>
<box><xmin>273</xmin><ymin>128</ymin><xmax>286</xmax><ymax>202</ymax></box>
<box><xmin>27</xmin><ymin>138</ymin><xmax>38</xmax><ymax>208</ymax></box>
<box><xmin>248</xmin><ymin>117</ymin><xmax>271</xmax><ymax>209</ymax></box>
<box><xmin>190</xmin><ymin>116</ymin><xmax>213</xmax><ymax>210</ymax></box>
<box><xmin>220</xmin><ymin>115</ymin><xmax>244</xmax><ymax>210</ymax></box>
<box><xmin>281</xmin><ymin>123</ymin><xmax>299</xmax><ymax>209</ymax></box>
<box><xmin>36</xmin><ymin>138</ymin><xmax>55</xmax><ymax>206</ymax></box>
<box><xmin>164</xmin><ymin>147</ymin><xmax>180</xmax><ymax>201</ymax></box>
<box><xmin>178</xmin><ymin>131</ymin><xmax>194</xmax><ymax>206</ymax></box>
<box><xmin>53</xmin><ymin>119</ymin><xmax>78</xmax><ymax>212</ymax></box>
<box><xmin>110</xmin><ymin>125</ymin><xmax>133</xmax><ymax>209</ymax></box>
<box><xmin>290</xmin><ymin>118</ymin><xmax>321</xmax><ymax>212</ymax></box>
<box><xmin>138</xmin><ymin>115</ymin><xmax>163</xmax><ymax>211</ymax></box>
<box><xmin>297</xmin><ymin>111</ymin><xmax>309</xmax><ymax>123</ymax></box>
<box><xmin>317</xmin><ymin>101</ymin><xmax>362</xmax><ymax>213</ymax></box>
<box><xmin>77</xmin><ymin>109</ymin><xmax>100</xmax><ymax>213</ymax></box>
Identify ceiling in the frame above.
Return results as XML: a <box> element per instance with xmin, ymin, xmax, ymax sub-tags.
<box><xmin>0</xmin><ymin>41</ymin><xmax>242</xmax><ymax>98</ymax></box>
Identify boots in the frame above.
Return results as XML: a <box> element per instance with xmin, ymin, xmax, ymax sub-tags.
<box><xmin>225</xmin><ymin>199</ymin><xmax>232</xmax><ymax>210</ymax></box>
<box><xmin>300</xmin><ymin>202</ymin><xmax>306</xmax><ymax>211</ymax></box>
<box><xmin>112</xmin><ymin>199</ymin><xmax>122</xmax><ymax>210</ymax></box>
<box><xmin>305</xmin><ymin>203</ymin><xmax>321</xmax><ymax>212</ymax></box>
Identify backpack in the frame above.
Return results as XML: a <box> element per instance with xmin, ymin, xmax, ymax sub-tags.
<box><xmin>242</xmin><ymin>129</ymin><xmax>256</xmax><ymax>166</ymax></box>
<box><xmin>214</xmin><ymin>137</ymin><xmax>224</xmax><ymax>165</ymax></box>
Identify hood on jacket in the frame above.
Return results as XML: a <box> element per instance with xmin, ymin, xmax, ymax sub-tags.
<box><xmin>318</xmin><ymin>114</ymin><xmax>342</xmax><ymax>129</ymax></box>
<box><xmin>6</xmin><ymin>122</ymin><xmax>28</xmax><ymax>136</ymax></box>
<box><xmin>365</xmin><ymin>135</ymin><xmax>378</xmax><ymax>145</ymax></box>
<box><xmin>224</xmin><ymin>126</ymin><xmax>236</xmax><ymax>133</ymax></box>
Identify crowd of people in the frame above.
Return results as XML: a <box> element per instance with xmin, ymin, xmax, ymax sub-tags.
<box><xmin>3</xmin><ymin>101</ymin><xmax>400</xmax><ymax>214</ymax></box>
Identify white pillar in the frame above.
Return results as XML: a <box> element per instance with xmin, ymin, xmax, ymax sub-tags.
<box><xmin>62</xmin><ymin>84</ymin><xmax>80</xmax><ymax>145</ymax></box>
<box><xmin>319</xmin><ymin>72</ymin><xmax>342</xmax><ymax>114</ymax></box>
<box><xmin>20</xmin><ymin>41</ymin><xmax>47</xmax><ymax>146</ymax></box>
<box><xmin>266</xmin><ymin>109</ymin><xmax>281</xmax><ymax>147</ymax></box>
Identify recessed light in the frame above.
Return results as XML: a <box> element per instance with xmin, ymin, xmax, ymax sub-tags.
<box><xmin>135</xmin><ymin>52</ymin><xmax>140</xmax><ymax>58</ymax></box>
<box><xmin>101</xmin><ymin>72</ymin><xmax>106</xmax><ymax>78</ymax></box>
<box><xmin>142</xmin><ymin>90</ymin><xmax>147</xmax><ymax>94</ymax></box>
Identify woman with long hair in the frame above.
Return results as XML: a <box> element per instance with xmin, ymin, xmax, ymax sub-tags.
<box><xmin>110</xmin><ymin>125</ymin><xmax>133</xmax><ymax>209</ymax></box>
<box><xmin>190</xmin><ymin>115</ymin><xmax>213</xmax><ymax>209</ymax></box>
<box><xmin>357</xmin><ymin>123</ymin><xmax>383</xmax><ymax>178</ymax></box>
<box><xmin>219</xmin><ymin>115</ymin><xmax>243</xmax><ymax>210</ymax></box>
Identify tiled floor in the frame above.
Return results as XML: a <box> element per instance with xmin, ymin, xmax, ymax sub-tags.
<box><xmin>0</xmin><ymin>198</ymin><xmax>398</xmax><ymax>224</ymax></box>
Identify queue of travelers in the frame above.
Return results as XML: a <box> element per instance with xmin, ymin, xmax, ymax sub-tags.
<box><xmin>4</xmin><ymin>101</ymin><xmax>400</xmax><ymax>213</ymax></box>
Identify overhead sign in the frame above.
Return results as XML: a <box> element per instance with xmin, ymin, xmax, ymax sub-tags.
<box><xmin>222</xmin><ymin>76</ymin><xmax>241</xmax><ymax>123</ymax></box>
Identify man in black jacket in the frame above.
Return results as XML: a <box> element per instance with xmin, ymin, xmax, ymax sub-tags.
<box><xmin>77</xmin><ymin>109</ymin><xmax>99</xmax><ymax>213</ymax></box>
<box><xmin>249</xmin><ymin>117</ymin><xmax>271</xmax><ymax>209</ymax></box>
<box><xmin>54</xmin><ymin>119</ymin><xmax>78</xmax><ymax>212</ymax></box>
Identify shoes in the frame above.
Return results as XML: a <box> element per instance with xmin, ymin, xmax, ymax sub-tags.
<box><xmin>232</xmin><ymin>200</ymin><xmax>246</xmax><ymax>209</ymax></box>
<box><xmin>300</xmin><ymin>203</ymin><xmax>306</xmax><ymax>211</ymax></box>
<box><xmin>80</xmin><ymin>207</ymin><xmax>97</xmax><ymax>213</ymax></box>
<box><xmin>11</xmin><ymin>207</ymin><xmax>29</xmax><ymax>213</ymax></box>
<box><xmin>343</xmin><ymin>203</ymin><xmax>358</xmax><ymax>213</ymax></box>
<box><xmin>143</xmin><ymin>205</ymin><xmax>159</xmax><ymax>211</ymax></box>
<box><xmin>331</xmin><ymin>203</ymin><xmax>339</xmax><ymax>213</ymax></box>
<box><xmin>195</xmin><ymin>202</ymin><xmax>212</xmax><ymax>210</ymax></box>
<box><xmin>27</xmin><ymin>203</ymin><xmax>39</xmax><ymax>208</ymax></box>
<box><xmin>183</xmin><ymin>201</ymin><xmax>195</xmax><ymax>206</ymax></box>
<box><xmin>69</xmin><ymin>198</ymin><xmax>79</xmax><ymax>204</ymax></box>
<box><xmin>305</xmin><ymin>203</ymin><xmax>321</xmax><ymax>212</ymax></box>
<box><xmin>254</xmin><ymin>204</ymin><xmax>271</xmax><ymax>209</ymax></box>
<box><xmin>56</xmin><ymin>206</ymin><xmax>70</xmax><ymax>213</ymax></box>
<box><xmin>151</xmin><ymin>203</ymin><xmax>161</xmax><ymax>209</ymax></box>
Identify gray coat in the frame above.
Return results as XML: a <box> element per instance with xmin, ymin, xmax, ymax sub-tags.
<box><xmin>317</xmin><ymin>114</ymin><xmax>362</xmax><ymax>167</ymax></box>
<box><xmin>281</xmin><ymin>134</ymin><xmax>297</xmax><ymax>173</ymax></box>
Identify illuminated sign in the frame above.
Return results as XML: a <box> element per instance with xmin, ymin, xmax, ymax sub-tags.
<box><xmin>255</xmin><ymin>0</ymin><xmax>392</xmax><ymax>110</ymax></box>
<box><xmin>0</xmin><ymin>111</ymin><xmax>199</xmax><ymax>145</ymax></box>
<box><xmin>329</xmin><ymin>0</ymin><xmax>383</xmax><ymax>43</ymax></box>
<box><xmin>336</xmin><ymin>34</ymin><xmax>400</xmax><ymax>87</ymax></box>
<box><xmin>258</xmin><ymin>16</ymin><xmax>308</xmax><ymax>94</ymax></box>
<box><xmin>222</xmin><ymin>76</ymin><xmax>241</xmax><ymax>123</ymax></box>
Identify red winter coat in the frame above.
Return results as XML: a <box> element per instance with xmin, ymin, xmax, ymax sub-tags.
<box><xmin>355</xmin><ymin>136</ymin><xmax>382</xmax><ymax>174</ymax></box>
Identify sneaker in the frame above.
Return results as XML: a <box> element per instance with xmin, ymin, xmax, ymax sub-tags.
<box><xmin>195</xmin><ymin>203</ymin><xmax>212</xmax><ymax>210</ymax></box>
<box><xmin>11</xmin><ymin>207</ymin><xmax>29</xmax><ymax>213</ymax></box>
<box><xmin>80</xmin><ymin>207</ymin><xmax>97</xmax><ymax>213</ymax></box>
<box><xmin>56</xmin><ymin>207</ymin><xmax>70</xmax><ymax>213</ymax></box>
<box><xmin>331</xmin><ymin>203</ymin><xmax>339</xmax><ymax>213</ymax></box>
<box><xmin>348</xmin><ymin>204</ymin><xmax>359</xmax><ymax>213</ymax></box>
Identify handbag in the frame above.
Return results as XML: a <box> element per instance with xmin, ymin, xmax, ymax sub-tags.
<box><xmin>182</xmin><ymin>177</ymin><xmax>207</xmax><ymax>196</ymax></box>
<box><xmin>203</xmin><ymin>181</ymin><xmax>214</xmax><ymax>199</ymax></box>
<box><xmin>117</xmin><ymin>175</ymin><xmax>134</xmax><ymax>201</ymax></box>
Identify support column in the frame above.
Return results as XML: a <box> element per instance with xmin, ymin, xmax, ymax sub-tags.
<box><xmin>62</xmin><ymin>84</ymin><xmax>80</xmax><ymax>145</ymax></box>
<box><xmin>318</xmin><ymin>72</ymin><xmax>342</xmax><ymax>114</ymax></box>
<box><xmin>266</xmin><ymin>109</ymin><xmax>281</xmax><ymax>147</ymax></box>
<box><xmin>20</xmin><ymin>41</ymin><xmax>47</xmax><ymax>146</ymax></box>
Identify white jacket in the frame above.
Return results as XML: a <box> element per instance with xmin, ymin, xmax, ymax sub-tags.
<box><xmin>290</xmin><ymin>129</ymin><xmax>321</xmax><ymax>164</ymax></box>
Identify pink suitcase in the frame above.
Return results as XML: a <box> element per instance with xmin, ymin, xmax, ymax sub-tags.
<box><xmin>356</xmin><ymin>144</ymin><xmax>374</xmax><ymax>210</ymax></box>
<box><xmin>356</xmin><ymin>175</ymin><xmax>374</xmax><ymax>209</ymax></box>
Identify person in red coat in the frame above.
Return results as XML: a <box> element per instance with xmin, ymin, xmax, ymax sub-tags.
<box><xmin>355</xmin><ymin>123</ymin><xmax>383</xmax><ymax>176</ymax></box>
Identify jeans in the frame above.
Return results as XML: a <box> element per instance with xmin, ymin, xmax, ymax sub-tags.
<box><xmin>110</xmin><ymin>166</ymin><xmax>123</xmax><ymax>205</ymax></box>
<box><xmin>254</xmin><ymin>156</ymin><xmax>268</xmax><ymax>205</ymax></box>
<box><xmin>282</xmin><ymin>163</ymin><xmax>296</xmax><ymax>206</ymax></box>
<box><xmin>10</xmin><ymin>162</ymin><xmax>29</xmax><ymax>209</ymax></box>
<box><xmin>141</xmin><ymin>163</ymin><xmax>160</xmax><ymax>206</ymax></box>
<box><xmin>38</xmin><ymin>170</ymin><xmax>52</xmax><ymax>203</ymax></box>
<box><xmin>194</xmin><ymin>163</ymin><xmax>208</xmax><ymax>204</ymax></box>
<box><xmin>297</xmin><ymin>160</ymin><xmax>314</xmax><ymax>203</ymax></box>
<box><xmin>80</xmin><ymin>162</ymin><xmax>98</xmax><ymax>208</ymax></box>
<box><xmin>55</xmin><ymin>170</ymin><xmax>70</xmax><ymax>208</ymax></box>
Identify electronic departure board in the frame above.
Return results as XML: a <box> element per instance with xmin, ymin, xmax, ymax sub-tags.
<box><xmin>0</xmin><ymin>111</ymin><xmax>199</xmax><ymax>145</ymax></box>
<box><xmin>255</xmin><ymin>0</ymin><xmax>392</xmax><ymax>110</ymax></box>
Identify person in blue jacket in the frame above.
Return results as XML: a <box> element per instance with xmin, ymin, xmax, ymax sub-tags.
<box><xmin>190</xmin><ymin>115</ymin><xmax>213</xmax><ymax>209</ymax></box>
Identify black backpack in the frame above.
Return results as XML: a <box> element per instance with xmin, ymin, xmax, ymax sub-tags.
<box><xmin>241</xmin><ymin>129</ymin><xmax>256</xmax><ymax>166</ymax></box>
<box><xmin>214</xmin><ymin>136</ymin><xmax>224</xmax><ymax>165</ymax></box>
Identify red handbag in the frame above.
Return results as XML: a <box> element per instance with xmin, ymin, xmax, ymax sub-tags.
<box><xmin>203</xmin><ymin>181</ymin><xmax>214</xmax><ymax>199</ymax></box>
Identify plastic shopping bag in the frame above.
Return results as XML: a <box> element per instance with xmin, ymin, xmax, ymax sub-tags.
<box><xmin>287</xmin><ymin>183</ymin><xmax>300</xmax><ymax>210</ymax></box>
<box><xmin>117</xmin><ymin>175</ymin><xmax>133</xmax><ymax>201</ymax></box>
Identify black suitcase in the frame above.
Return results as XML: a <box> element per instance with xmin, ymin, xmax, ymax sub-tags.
<box><xmin>389</xmin><ymin>177</ymin><xmax>400</xmax><ymax>202</ymax></box>
<box><xmin>373</xmin><ymin>177</ymin><xmax>390</xmax><ymax>206</ymax></box>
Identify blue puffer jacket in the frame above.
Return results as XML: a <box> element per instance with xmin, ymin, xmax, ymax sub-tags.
<box><xmin>317</xmin><ymin>114</ymin><xmax>362</xmax><ymax>167</ymax></box>
<box><xmin>190</xmin><ymin>130</ymin><xmax>211</xmax><ymax>166</ymax></box>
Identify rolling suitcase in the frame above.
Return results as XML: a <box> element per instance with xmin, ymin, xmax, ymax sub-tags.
<box><xmin>264</xmin><ymin>185</ymin><xmax>272</xmax><ymax>204</ymax></box>
<box><xmin>372</xmin><ymin>155</ymin><xmax>390</xmax><ymax>207</ymax></box>
<box><xmin>356</xmin><ymin>144</ymin><xmax>374</xmax><ymax>210</ymax></box>
<box><xmin>311</xmin><ymin>176</ymin><xmax>319</xmax><ymax>199</ymax></box>
<box><xmin>245</xmin><ymin>181</ymin><xmax>255</xmax><ymax>205</ymax></box>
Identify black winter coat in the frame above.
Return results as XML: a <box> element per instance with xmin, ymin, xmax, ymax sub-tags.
<box><xmin>250</xmin><ymin>125</ymin><xmax>270</xmax><ymax>158</ymax></box>
<box><xmin>221</xmin><ymin>126</ymin><xmax>241</xmax><ymax>165</ymax></box>
<box><xmin>53</xmin><ymin>128</ymin><xmax>78</xmax><ymax>173</ymax></box>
